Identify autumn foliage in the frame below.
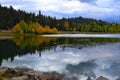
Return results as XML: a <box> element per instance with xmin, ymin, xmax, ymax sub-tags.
<box><xmin>12</xmin><ymin>24</ymin><xmax>23</xmax><ymax>34</ymax></box>
<box><xmin>12</xmin><ymin>20</ymin><xmax>59</xmax><ymax>34</ymax></box>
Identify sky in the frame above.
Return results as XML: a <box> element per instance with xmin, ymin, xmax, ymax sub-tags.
<box><xmin>0</xmin><ymin>0</ymin><xmax>120</xmax><ymax>20</ymax></box>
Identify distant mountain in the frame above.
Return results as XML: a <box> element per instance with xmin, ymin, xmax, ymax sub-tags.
<box><xmin>102</xmin><ymin>16</ymin><xmax>120</xmax><ymax>23</ymax></box>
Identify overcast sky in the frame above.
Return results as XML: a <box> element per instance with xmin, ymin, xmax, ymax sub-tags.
<box><xmin>0</xmin><ymin>0</ymin><xmax>120</xmax><ymax>19</ymax></box>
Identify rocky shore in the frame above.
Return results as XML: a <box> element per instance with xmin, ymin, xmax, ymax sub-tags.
<box><xmin>0</xmin><ymin>67</ymin><xmax>110</xmax><ymax>80</ymax></box>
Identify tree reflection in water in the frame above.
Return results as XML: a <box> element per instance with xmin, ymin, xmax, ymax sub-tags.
<box><xmin>0</xmin><ymin>36</ymin><xmax>120</xmax><ymax>65</ymax></box>
<box><xmin>0</xmin><ymin>36</ymin><xmax>120</xmax><ymax>80</ymax></box>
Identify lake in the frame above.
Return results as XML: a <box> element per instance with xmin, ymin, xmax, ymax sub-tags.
<box><xmin>0</xmin><ymin>34</ymin><xmax>120</xmax><ymax>80</ymax></box>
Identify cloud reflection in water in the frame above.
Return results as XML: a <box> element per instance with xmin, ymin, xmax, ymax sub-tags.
<box><xmin>2</xmin><ymin>42</ymin><xmax>120</xmax><ymax>80</ymax></box>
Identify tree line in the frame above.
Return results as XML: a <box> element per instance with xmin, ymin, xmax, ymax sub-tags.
<box><xmin>0</xmin><ymin>4</ymin><xmax>120</xmax><ymax>33</ymax></box>
<box><xmin>12</xmin><ymin>20</ymin><xmax>58</xmax><ymax>34</ymax></box>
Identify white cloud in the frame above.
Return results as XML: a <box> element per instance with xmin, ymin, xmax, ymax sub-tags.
<box><xmin>33</xmin><ymin>0</ymin><xmax>107</xmax><ymax>14</ymax></box>
<box><xmin>96</xmin><ymin>0</ymin><xmax>113</xmax><ymax>7</ymax></box>
<box><xmin>33</xmin><ymin>0</ymin><xmax>85</xmax><ymax>13</ymax></box>
<box><xmin>0</xmin><ymin>0</ymin><xmax>120</xmax><ymax>19</ymax></box>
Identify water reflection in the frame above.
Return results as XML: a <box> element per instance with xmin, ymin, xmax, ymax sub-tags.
<box><xmin>0</xmin><ymin>36</ymin><xmax>57</xmax><ymax>65</ymax></box>
<box><xmin>66</xmin><ymin>61</ymin><xmax>97</xmax><ymax>79</ymax></box>
<box><xmin>0</xmin><ymin>36</ymin><xmax>120</xmax><ymax>80</ymax></box>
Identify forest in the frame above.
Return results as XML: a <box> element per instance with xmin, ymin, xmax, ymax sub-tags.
<box><xmin>0</xmin><ymin>4</ymin><xmax>120</xmax><ymax>33</ymax></box>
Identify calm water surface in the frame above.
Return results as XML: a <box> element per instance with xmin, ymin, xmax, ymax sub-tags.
<box><xmin>0</xmin><ymin>34</ymin><xmax>120</xmax><ymax>80</ymax></box>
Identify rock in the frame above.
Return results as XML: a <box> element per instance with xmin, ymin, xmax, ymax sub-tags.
<box><xmin>25</xmin><ymin>71</ymin><xmax>61</xmax><ymax>80</ymax></box>
<box><xmin>87</xmin><ymin>76</ymin><xmax>92</xmax><ymax>80</ymax></box>
<box><xmin>25</xmin><ymin>71</ymin><xmax>35</xmax><ymax>76</ymax></box>
<box><xmin>39</xmin><ymin>73</ymin><xmax>61</xmax><ymax>80</ymax></box>
<box><xmin>9</xmin><ymin>69</ymin><xmax>17</xmax><ymax>75</ymax></box>
<box><xmin>96</xmin><ymin>76</ymin><xmax>109</xmax><ymax>80</ymax></box>
<box><xmin>0</xmin><ymin>67</ymin><xmax>112</xmax><ymax>80</ymax></box>
<box><xmin>10</xmin><ymin>75</ymin><xmax>28</xmax><ymax>80</ymax></box>
<box><xmin>25</xmin><ymin>71</ymin><xmax>41</xmax><ymax>76</ymax></box>
<box><xmin>0</xmin><ymin>67</ymin><xmax>10</xmax><ymax>75</ymax></box>
<box><xmin>0</xmin><ymin>67</ymin><xmax>18</xmax><ymax>78</ymax></box>
<box><xmin>27</xmin><ymin>75</ymin><xmax>39</xmax><ymax>80</ymax></box>
<box><xmin>25</xmin><ymin>71</ymin><xmax>42</xmax><ymax>80</ymax></box>
<box><xmin>116</xmin><ymin>77</ymin><xmax>120</xmax><ymax>80</ymax></box>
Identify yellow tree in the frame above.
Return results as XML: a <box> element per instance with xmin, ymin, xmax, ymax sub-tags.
<box><xmin>37</xmin><ymin>25</ymin><xmax>44</xmax><ymax>34</ymax></box>
<box><xmin>12</xmin><ymin>24</ymin><xmax>23</xmax><ymax>34</ymax></box>
<box><xmin>52</xmin><ymin>27</ymin><xmax>58</xmax><ymax>33</ymax></box>
<box><xmin>43</xmin><ymin>25</ymin><xmax>51</xmax><ymax>33</ymax></box>
<box><xmin>64</xmin><ymin>21</ymin><xmax>70</xmax><ymax>31</ymax></box>
<box><xmin>19</xmin><ymin>20</ymin><xmax>28</xmax><ymax>33</ymax></box>
<box><xmin>34</xmin><ymin>22</ymin><xmax>43</xmax><ymax>34</ymax></box>
<box><xmin>28</xmin><ymin>22</ymin><xmax>36</xmax><ymax>33</ymax></box>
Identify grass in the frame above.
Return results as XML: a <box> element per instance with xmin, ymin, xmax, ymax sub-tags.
<box><xmin>0</xmin><ymin>76</ymin><xmax>4</xmax><ymax>80</ymax></box>
<box><xmin>0</xmin><ymin>32</ymin><xmax>15</xmax><ymax>36</ymax></box>
<box><xmin>0</xmin><ymin>32</ymin><xmax>16</xmax><ymax>40</ymax></box>
<box><xmin>0</xmin><ymin>30</ymin><xmax>120</xmax><ymax>38</ymax></box>
<box><xmin>16</xmin><ymin>71</ymin><xmax>24</xmax><ymax>76</ymax></box>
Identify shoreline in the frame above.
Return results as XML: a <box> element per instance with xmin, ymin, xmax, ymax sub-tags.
<box><xmin>0</xmin><ymin>67</ymin><xmax>110</xmax><ymax>80</ymax></box>
<box><xmin>1</xmin><ymin>32</ymin><xmax>120</xmax><ymax>39</ymax></box>
<box><xmin>0</xmin><ymin>30</ymin><xmax>120</xmax><ymax>37</ymax></box>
